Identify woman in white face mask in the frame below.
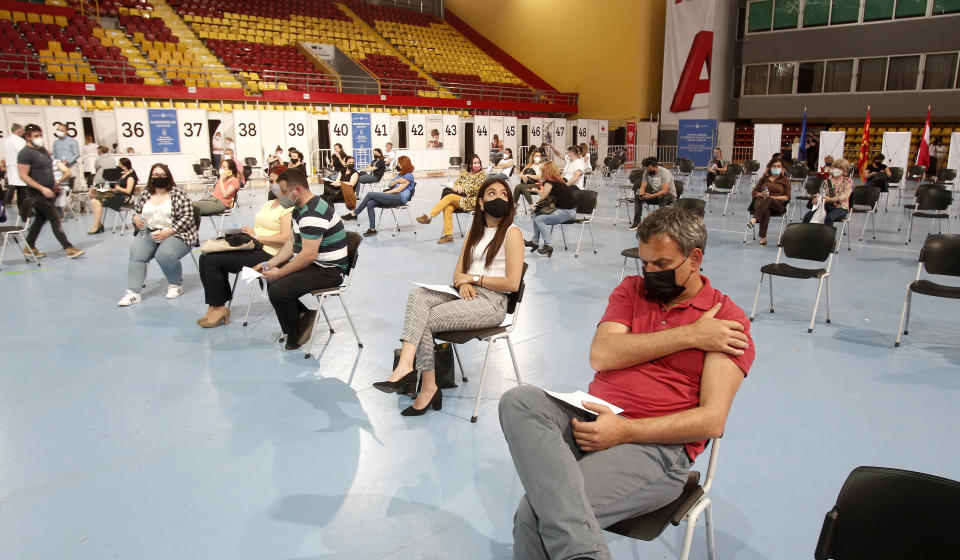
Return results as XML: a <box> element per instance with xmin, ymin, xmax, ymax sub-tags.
<box><xmin>195</xmin><ymin>164</ymin><xmax>294</xmax><ymax>328</ymax></box>
<box><xmin>746</xmin><ymin>158</ymin><xmax>792</xmax><ymax>245</ymax></box>
<box><xmin>193</xmin><ymin>158</ymin><xmax>241</xmax><ymax>216</ymax></box>
<box><xmin>803</xmin><ymin>159</ymin><xmax>853</xmax><ymax>227</ymax></box>
<box><xmin>514</xmin><ymin>149</ymin><xmax>545</xmax><ymax>208</ymax></box>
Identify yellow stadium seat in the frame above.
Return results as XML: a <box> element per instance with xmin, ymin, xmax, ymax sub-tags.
<box><xmin>27</xmin><ymin>12</ymin><xmax>40</xmax><ymax>23</ymax></box>
<box><xmin>122</xmin><ymin>100</ymin><xmax>135</xmax><ymax>108</ymax></box>
<box><xmin>65</xmin><ymin>98</ymin><xmax>80</xmax><ymax>106</ymax></box>
<box><xmin>41</xmin><ymin>14</ymin><xmax>54</xmax><ymax>24</ymax></box>
<box><xmin>32</xmin><ymin>98</ymin><xmax>48</xmax><ymax>105</ymax></box>
<box><xmin>0</xmin><ymin>10</ymin><xmax>11</xmax><ymax>21</ymax></box>
<box><xmin>94</xmin><ymin>100</ymin><xmax>110</xmax><ymax>109</ymax></box>
<box><xmin>51</xmin><ymin>98</ymin><xmax>64</xmax><ymax>106</ymax></box>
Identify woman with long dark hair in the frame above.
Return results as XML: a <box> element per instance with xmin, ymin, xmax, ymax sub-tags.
<box><xmin>416</xmin><ymin>154</ymin><xmax>486</xmax><ymax>244</ymax></box>
<box><xmin>118</xmin><ymin>163</ymin><xmax>198</xmax><ymax>306</ymax></box>
<box><xmin>746</xmin><ymin>157</ymin><xmax>791</xmax><ymax>246</ymax></box>
<box><xmin>87</xmin><ymin>156</ymin><xmax>137</xmax><ymax>234</ymax></box>
<box><xmin>341</xmin><ymin>155</ymin><xmax>416</xmax><ymax>237</ymax></box>
<box><xmin>373</xmin><ymin>178</ymin><xmax>524</xmax><ymax>416</ymax></box>
<box><xmin>193</xmin><ymin>157</ymin><xmax>239</xmax><ymax>216</ymax></box>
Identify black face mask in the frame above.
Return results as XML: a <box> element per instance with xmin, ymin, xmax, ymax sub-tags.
<box><xmin>642</xmin><ymin>256</ymin><xmax>693</xmax><ymax>304</ymax></box>
<box><xmin>483</xmin><ymin>198</ymin><xmax>510</xmax><ymax>218</ymax></box>
<box><xmin>152</xmin><ymin>176</ymin><xmax>170</xmax><ymax>189</ymax></box>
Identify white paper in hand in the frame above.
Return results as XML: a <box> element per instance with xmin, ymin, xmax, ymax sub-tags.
<box><xmin>544</xmin><ymin>389</ymin><xmax>624</xmax><ymax>416</ymax></box>
<box><xmin>240</xmin><ymin>266</ymin><xmax>263</xmax><ymax>283</ymax></box>
<box><xmin>411</xmin><ymin>281</ymin><xmax>461</xmax><ymax>298</ymax></box>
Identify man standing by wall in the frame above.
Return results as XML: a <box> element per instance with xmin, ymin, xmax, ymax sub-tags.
<box><xmin>52</xmin><ymin>122</ymin><xmax>80</xmax><ymax>186</ymax></box>
<box><xmin>4</xmin><ymin>123</ymin><xmax>25</xmax><ymax>204</ymax></box>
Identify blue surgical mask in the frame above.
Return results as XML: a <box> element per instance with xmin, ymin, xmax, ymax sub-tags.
<box><xmin>771</xmin><ymin>168</ymin><xmax>782</xmax><ymax>176</ymax></box>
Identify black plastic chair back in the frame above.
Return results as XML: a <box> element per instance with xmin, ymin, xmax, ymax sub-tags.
<box><xmin>102</xmin><ymin>168</ymin><xmax>122</xmax><ymax>182</ymax></box>
<box><xmin>676</xmin><ymin>159</ymin><xmax>694</xmax><ymax>173</ymax></box>
<box><xmin>244</xmin><ymin>157</ymin><xmax>257</xmax><ymax>167</ymax></box>
<box><xmin>936</xmin><ymin>168</ymin><xmax>956</xmax><ymax>183</ymax></box>
<box><xmin>674</xmin><ymin>180</ymin><xmax>684</xmax><ymax>198</ymax></box>
<box><xmin>344</xmin><ymin>231</ymin><xmax>362</xmax><ymax>273</ymax></box>
<box><xmin>628</xmin><ymin>169</ymin><xmax>646</xmax><ymax>184</ymax></box>
<box><xmin>780</xmin><ymin>223</ymin><xmax>836</xmax><ymax>261</ymax></box>
<box><xmin>192</xmin><ymin>163</ymin><xmax>202</xmax><ymax>176</ymax></box>
<box><xmin>907</xmin><ymin>164</ymin><xmax>926</xmax><ymax>179</ymax></box>
<box><xmin>449</xmin><ymin>156</ymin><xmax>462</xmax><ymax>168</ymax></box>
<box><xmin>744</xmin><ymin>160</ymin><xmax>760</xmax><ymax>173</ymax></box>
<box><xmin>574</xmin><ymin>189</ymin><xmax>598</xmax><ymax>215</ymax></box>
<box><xmin>888</xmin><ymin>166</ymin><xmax>904</xmax><ymax>184</ymax></box>
<box><xmin>804</xmin><ymin>177</ymin><xmax>823</xmax><ymax>195</ymax></box>
<box><xmin>915</xmin><ymin>187</ymin><xmax>952</xmax><ymax>211</ymax></box>
<box><xmin>712</xmin><ymin>174</ymin><xmax>731</xmax><ymax>190</ymax></box>
<box><xmin>850</xmin><ymin>186</ymin><xmax>880</xmax><ymax>208</ymax></box>
<box><xmin>814</xmin><ymin>466</ymin><xmax>960</xmax><ymax>560</ymax></box>
<box><xmin>920</xmin><ymin>234</ymin><xmax>960</xmax><ymax>277</ymax></box>
<box><xmin>199</xmin><ymin>158</ymin><xmax>212</xmax><ymax>169</ymax></box>
<box><xmin>675</xmin><ymin>198</ymin><xmax>706</xmax><ymax>217</ymax></box>
<box><xmin>788</xmin><ymin>163</ymin><xmax>808</xmax><ymax>179</ymax></box>
<box><xmin>243</xmin><ymin>165</ymin><xmax>252</xmax><ymax>182</ymax></box>
<box><xmin>506</xmin><ymin>262</ymin><xmax>529</xmax><ymax>315</ymax></box>
<box><xmin>725</xmin><ymin>163</ymin><xmax>743</xmax><ymax>177</ymax></box>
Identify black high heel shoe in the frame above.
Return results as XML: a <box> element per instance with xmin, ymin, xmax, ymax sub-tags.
<box><xmin>401</xmin><ymin>387</ymin><xmax>442</xmax><ymax>416</ymax></box>
<box><xmin>537</xmin><ymin>244</ymin><xmax>554</xmax><ymax>257</ymax></box>
<box><xmin>524</xmin><ymin>239</ymin><xmax>538</xmax><ymax>249</ymax></box>
<box><xmin>373</xmin><ymin>371</ymin><xmax>416</xmax><ymax>394</ymax></box>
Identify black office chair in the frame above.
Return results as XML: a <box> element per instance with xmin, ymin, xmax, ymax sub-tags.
<box><xmin>787</xmin><ymin>162</ymin><xmax>809</xmax><ymax>195</ymax></box>
<box><xmin>935</xmin><ymin>168</ymin><xmax>956</xmax><ymax>185</ymax></box>
<box><xmin>613</xmin><ymin>169</ymin><xmax>646</xmax><ymax>225</ymax></box>
<box><xmin>750</xmin><ymin>223</ymin><xmax>837</xmax><ymax>333</ymax></box>
<box><xmin>550</xmin><ymin>189</ymin><xmax>598</xmax><ymax>257</ymax></box>
<box><xmin>903</xmin><ymin>186</ymin><xmax>952</xmax><ymax>244</ymax></box>
<box><xmin>434</xmin><ymin>263</ymin><xmax>528</xmax><ymax>423</ymax></box>
<box><xmin>895</xmin><ymin>234</ymin><xmax>960</xmax><ymax>347</ymax></box>
<box><xmin>673</xmin><ymin>158</ymin><xmax>694</xmax><ymax>185</ymax></box>
<box><xmin>839</xmin><ymin>185</ymin><xmax>881</xmax><ymax>250</ymax></box>
<box><xmin>606</xmin><ymin>438</ymin><xmax>721</xmax><ymax>560</ymax></box>
<box><xmin>814</xmin><ymin>466</ymin><xmax>960</xmax><ymax>559</ymax></box>
<box><xmin>905</xmin><ymin>164</ymin><xmax>926</xmax><ymax>183</ymax></box>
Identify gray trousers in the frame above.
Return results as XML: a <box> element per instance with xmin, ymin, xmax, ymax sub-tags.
<box><xmin>400</xmin><ymin>286</ymin><xmax>507</xmax><ymax>372</ymax></box>
<box><xmin>499</xmin><ymin>385</ymin><xmax>692</xmax><ymax>560</ymax></box>
<box><xmin>193</xmin><ymin>198</ymin><xmax>227</xmax><ymax>216</ymax></box>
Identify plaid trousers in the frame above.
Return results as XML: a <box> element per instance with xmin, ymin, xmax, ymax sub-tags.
<box><xmin>400</xmin><ymin>286</ymin><xmax>508</xmax><ymax>372</ymax></box>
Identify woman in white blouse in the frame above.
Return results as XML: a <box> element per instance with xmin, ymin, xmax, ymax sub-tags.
<box><xmin>373</xmin><ymin>178</ymin><xmax>524</xmax><ymax>416</ymax></box>
<box><xmin>118</xmin><ymin>164</ymin><xmax>199</xmax><ymax>306</ymax></box>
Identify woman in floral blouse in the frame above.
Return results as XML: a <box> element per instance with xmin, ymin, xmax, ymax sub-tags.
<box><xmin>416</xmin><ymin>154</ymin><xmax>486</xmax><ymax>244</ymax></box>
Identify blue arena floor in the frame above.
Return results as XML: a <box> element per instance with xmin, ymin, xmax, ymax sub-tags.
<box><xmin>2</xmin><ymin>173</ymin><xmax>959</xmax><ymax>559</ymax></box>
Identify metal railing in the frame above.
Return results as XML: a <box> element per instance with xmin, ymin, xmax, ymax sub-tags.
<box><xmin>0</xmin><ymin>53</ymin><xmax>578</xmax><ymax>106</ymax></box>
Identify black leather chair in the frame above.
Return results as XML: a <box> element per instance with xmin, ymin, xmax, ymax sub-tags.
<box><xmin>675</xmin><ymin>197</ymin><xmax>706</xmax><ymax>217</ymax></box>
<box><xmin>814</xmin><ymin>466</ymin><xmax>960</xmax><ymax>558</ymax></box>
<box><xmin>705</xmin><ymin>174</ymin><xmax>734</xmax><ymax>215</ymax></box>
<box><xmin>895</xmin><ymin>234</ymin><xmax>960</xmax><ymax>347</ymax></box>
<box><xmin>434</xmin><ymin>263</ymin><xmax>528</xmax><ymax>423</ymax></box>
<box><xmin>750</xmin><ymin>223</ymin><xmax>837</xmax><ymax>333</ymax></box>
<box><xmin>789</xmin><ymin>176</ymin><xmax>822</xmax><ymax>222</ymax></box>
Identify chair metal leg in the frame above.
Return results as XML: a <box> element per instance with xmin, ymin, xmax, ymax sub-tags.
<box><xmin>338</xmin><ymin>294</ymin><xmax>363</xmax><ymax>347</ymax></box>
<box><xmin>895</xmin><ymin>289</ymin><xmax>912</xmax><ymax>347</ymax></box>
<box><xmin>905</xmin><ymin>214</ymin><xmax>914</xmax><ymax>244</ymax></box>
<box><xmin>705</xmin><ymin>499</ymin><xmax>717</xmax><ymax>560</ymax></box>
<box><xmin>304</xmin><ymin>294</ymin><xmax>327</xmax><ymax>359</ymax></box>
<box><xmin>390</xmin><ymin>208</ymin><xmax>399</xmax><ymax>237</ymax></box>
<box><xmin>574</xmin><ymin>222</ymin><xmax>586</xmax><ymax>257</ymax></box>
<box><xmin>505</xmin><ymin>336</ymin><xmax>521</xmax><ymax>384</ymax></box>
<box><xmin>722</xmin><ymin>194</ymin><xmax>732</xmax><ymax>216</ymax></box>
<box><xmin>227</xmin><ymin>273</ymin><xmax>239</xmax><ymax>310</ymax></box>
<box><xmin>679</xmin><ymin>499</ymin><xmax>708</xmax><ymax>560</ymax></box>
<box><xmin>559</xmin><ymin>224</ymin><xmax>568</xmax><ymax>250</ymax></box>
<box><xmin>587</xmin><ymin>221</ymin><xmax>596</xmax><ymax>254</ymax></box>
<box><xmin>452</xmin><ymin>343</ymin><xmax>468</xmax><ymax>382</ymax></box>
<box><xmin>620</xmin><ymin>256</ymin><xmax>627</xmax><ymax>281</ymax></box>
<box><xmin>404</xmin><ymin>206</ymin><xmax>417</xmax><ymax>236</ymax></box>
<box><xmin>320</xmin><ymin>304</ymin><xmax>334</xmax><ymax>333</ymax></box>
<box><xmin>742</xmin><ymin>222</ymin><xmax>750</xmax><ymax>244</ymax></box>
<box><xmin>903</xmin><ymin>289</ymin><xmax>914</xmax><ymax>336</ymax></box>
<box><xmin>838</xmin><ymin>219</ymin><xmax>848</xmax><ymax>253</ymax></box>
<box><xmin>242</xmin><ymin>279</ymin><xmax>258</xmax><ymax>326</ymax></box>
<box><xmin>471</xmin><ymin>339</ymin><xmax>495</xmax><ymax>423</ymax></box>
<box><xmin>825</xmin><ymin>276</ymin><xmax>831</xmax><ymax>324</ymax></box>
<box><xmin>809</xmin><ymin>277</ymin><xmax>825</xmax><ymax>333</ymax></box>
<box><xmin>750</xmin><ymin>274</ymin><xmax>763</xmax><ymax>321</ymax></box>
<box><xmin>768</xmin><ymin>276</ymin><xmax>774</xmax><ymax>313</ymax></box>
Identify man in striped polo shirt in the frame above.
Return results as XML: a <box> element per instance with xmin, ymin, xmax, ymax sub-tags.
<box><xmin>254</xmin><ymin>169</ymin><xmax>349</xmax><ymax>350</ymax></box>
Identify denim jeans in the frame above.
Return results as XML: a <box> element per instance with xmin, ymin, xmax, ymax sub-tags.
<box><xmin>532</xmin><ymin>208</ymin><xmax>576</xmax><ymax>245</ymax></box>
<box><xmin>128</xmin><ymin>230</ymin><xmax>192</xmax><ymax>291</ymax></box>
<box><xmin>354</xmin><ymin>191</ymin><xmax>404</xmax><ymax>228</ymax></box>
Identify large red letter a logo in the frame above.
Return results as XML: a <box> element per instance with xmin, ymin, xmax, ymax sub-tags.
<box><xmin>669</xmin><ymin>30</ymin><xmax>712</xmax><ymax>113</ymax></box>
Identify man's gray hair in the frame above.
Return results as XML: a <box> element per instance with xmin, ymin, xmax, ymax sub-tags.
<box><xmin>11</xmin><ymin>123</ymin><xmax>23</xmax><ymax>133</ymax></box>
<box><xmin>636</xmin><ymin>206</ymin><xmax>707</xmax><ymax>256</ymax></box>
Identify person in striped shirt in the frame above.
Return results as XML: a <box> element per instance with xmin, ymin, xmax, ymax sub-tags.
<box><xmin>254</xmin><ymin>168</ymin><xmax>349</xmax><ymax>350</ymax></box>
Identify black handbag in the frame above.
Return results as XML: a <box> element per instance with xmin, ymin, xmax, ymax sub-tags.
<box><xmin>533</xmin><ymin>195</ymin><xmax>557</xmax><ymax>214</ymax></box>
<box><xmin>393</xmin><ymin>342</ymin><xmax>457</xmax><ymax>394</ymax></box>
<box><xmin>441</xmin><ymin>187</ymin><xmax>458</xmax><ymax>198</ymax></box>
<box><xmin>224</xmin><ymin>232</ymin><xmax>263</xmax><ymax>250</ymax></box>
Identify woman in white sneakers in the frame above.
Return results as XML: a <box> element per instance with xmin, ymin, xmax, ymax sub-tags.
<box><xmin>118</xmin><ymin>164</ymin><xmax>199</xmax><ymax>306</ymax></box>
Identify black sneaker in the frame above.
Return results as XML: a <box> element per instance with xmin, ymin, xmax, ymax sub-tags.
<box><xmin>628</xmin><ymin>219</ymin><xmax>641</xmax><ymax>231</ymax></box>
<box><xmin>362</xmin><ymin>227</ymin><xmax>378</xmax><ymax>237</ymax></box>
<box><xmin>341</xmin><ymin>213</ymin><xmax>357</xmax><ymax>221</ymax></box>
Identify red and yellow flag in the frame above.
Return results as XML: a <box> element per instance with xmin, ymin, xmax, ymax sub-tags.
<box><xmin>858</xmin><ymin>107</ymin><xmax>871</xmax><ymax>181</ymax></box>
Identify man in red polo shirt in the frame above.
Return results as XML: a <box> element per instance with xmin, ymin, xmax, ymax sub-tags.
<box><xmin>499</xmin><ymin>206</ymin><xmax>755</xmax><ymax>560</ymax></box>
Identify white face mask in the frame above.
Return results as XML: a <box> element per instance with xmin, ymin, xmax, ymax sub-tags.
<box><xmin>533</xmin><ymin>156</ymin><xmax>542</xmax><ymax>163</ymax></box>
<box><xmin>831</xmin><ymin>168</ymin><xmax>843</xmax><ymax>178</ymax></box>
<box><xmin>54</xmin><ymin>130</ymin><xmax>65</xmax><ymax>138</ymax></box>
<box><xmin>564</xmin><ymin>155</ymin><xmax>572</xmax><ymax>162</ymax></box>
<box><xmin>224</xmin><ymin>154</ymin><xmax>232</xmax><ymax>160</ymax></box>
<box><xmin>32</xmin><ymin>137</ymin><xmax>44</xmax><ymax>147</ymax></box>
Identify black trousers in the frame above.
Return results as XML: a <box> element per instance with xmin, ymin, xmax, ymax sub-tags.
<box><xmin>268</xmin><ymin>264</ymin><xmax>343</xmax><ymax>337</ymax></box>
<box><xmin>633</xmin><ymin>189</ymin><xmax>676</xmax><ymax>222</ymax></box>
<box><xmin>198</xmin><ymin>249</ymin><xmax>273</xmax><ymax>306</ymax></box>
<box><xmin>24</xmin><ymin>195</ymin><xmax>72</xmax><ymax>249</ymax></box>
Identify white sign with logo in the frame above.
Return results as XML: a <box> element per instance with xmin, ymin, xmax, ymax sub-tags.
<box><xmin>598</xmin><ymin>120</ymin><xmax>609</xmax><ymax>159</ymax></box>
<box><xmin>176</xmin><ymin>108</ymin><xmax>210</xmax><ymax>160</ymax></box>
<box><xmin>113</xmin><ymin>107</ymin><xmax>151</xmax><ymax>154</ymax></box>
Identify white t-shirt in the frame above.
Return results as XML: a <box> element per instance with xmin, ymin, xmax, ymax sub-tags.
<box><xmin>82</xmin><ymin>142</ymin><xmax>99</xmax><ymax>173</ymax></box>
<box><xmin>581</xmin><ymin>155</ymin><xmax>592</xmax><ymax>172</ymax></box>
<box><xmin>466</xmin><ymin>224</ymin><xmax>520</xmax><ymax>284</ymax></box>
<box><xmin>384</xmin><ymin>149</ymin><xmax>397</xmax><ymax>168</ymax></box>
<box><xmin>141</xmin><ymin>197</ymin><xmax>174</xmax><ymax>230</ymax></box>
<box><xmin>4</xmin><ymin>133</ymin><xmax>26</xmax><ymax>186</ymax></box>
<box><xmin>562</xmin><ymin>158</ymin><xmax>586</xmax><ymax>188</ymax></box>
